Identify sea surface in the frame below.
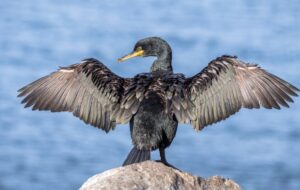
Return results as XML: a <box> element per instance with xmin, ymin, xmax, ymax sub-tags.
<box><xmin>1</xmin><ymin>0</ymin><xmax>300</xmax><ymax>189</ymax></box>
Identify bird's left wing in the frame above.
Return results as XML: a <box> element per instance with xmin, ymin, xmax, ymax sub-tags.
<box><xmin>183</xmin><ymin>55</ymin><xmax>299</xmax><ymax>131</ymax></box>
<box><xmin>18</xmin><ymin>58</ymin><xmax>134</xmax><ymax>132</ymax></box>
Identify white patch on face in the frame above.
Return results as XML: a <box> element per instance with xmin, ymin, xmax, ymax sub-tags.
<box><xmin>59</xmin><ymin>69</ymin><xmax>74</xmax><ymax>73</ymax></box>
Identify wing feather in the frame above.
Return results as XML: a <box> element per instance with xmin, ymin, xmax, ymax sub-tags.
<box><xmin>184</xmin><ymin>55</ymin><xmax>299</xmax><ymax>130</ymax></box>
<box><xmin>18</xmin><ymin>58</ymin><xmax>136</xmax><ymax>132</ymax></box>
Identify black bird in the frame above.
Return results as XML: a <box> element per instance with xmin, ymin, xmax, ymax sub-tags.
<box><xmin>18</xmin><ymin>37</ymin><xmax>299</xmax><ymax>166</ymax></box>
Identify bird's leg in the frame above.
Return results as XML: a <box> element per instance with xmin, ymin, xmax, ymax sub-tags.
<box><xmin>158</xmin><ymin>147</ymin><xmax>180</xmax><ymax>170</ymax></box>
<box><xmin>158</xmin><ymin>147</ymin><xmax>178</xmax><ymax>169</ymax></box>
<box><xmin>159</xmin><ymin>147</ymin><xmax>168</xmax><ymax>164</ymax></box>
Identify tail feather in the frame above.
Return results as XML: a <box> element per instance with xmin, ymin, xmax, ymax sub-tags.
<box><xmin>123</xmin><ymin>147</ymin><xmax>150</xmax><ymax>166</ymax></box>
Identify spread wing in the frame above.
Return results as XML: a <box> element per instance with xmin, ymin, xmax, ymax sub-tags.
<box><xmin>18</xmin><ymin>58</ymin><xmax>134</xmax><ymax>132</ymax></box>
<box><xmin>184</xmin><ymin>55</ymin><xmax>299</xmax><ymax>130</ymax></box>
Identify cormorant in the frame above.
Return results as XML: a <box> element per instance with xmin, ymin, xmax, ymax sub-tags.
<box><xmin>18</xmin><ymin>37</ymin><xmax>299</xmax><ymax>166</ymax></box>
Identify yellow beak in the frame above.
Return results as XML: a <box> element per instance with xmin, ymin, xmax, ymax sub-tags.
<box><xmin>118</xmin><ymin>49</ymin><xmax>145</xmax><ymax>62</ymax></box>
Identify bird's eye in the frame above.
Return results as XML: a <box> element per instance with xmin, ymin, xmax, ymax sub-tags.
<box><xmin>136</xmin><ymin>46</ymin><xmax>143</xmax><ymax>51</ymax></box>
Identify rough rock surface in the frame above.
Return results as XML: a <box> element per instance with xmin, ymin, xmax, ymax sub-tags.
<box><xmin>80</xmin><ymin>161</ymin><xmax>242</xmax><ymax>190</ymax></box>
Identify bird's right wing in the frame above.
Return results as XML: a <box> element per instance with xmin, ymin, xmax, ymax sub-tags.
<box><xmin>18</xmin><ymin>58</ymin><xmax>135</xmax><ymax>132</ymax></box>
<box><xmin>183</xmin><ymin>55</ymin><xmax>299</xmax><ymax>131</ymax></box>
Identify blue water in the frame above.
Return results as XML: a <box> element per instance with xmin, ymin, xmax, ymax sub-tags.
<box><xmin>1</xmin><ymin>1</ymin><xmax>300</xmax><ymax>189</ymax></box>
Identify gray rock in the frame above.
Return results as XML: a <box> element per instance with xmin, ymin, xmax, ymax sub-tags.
<box><xmin>80</xmin><ymin>161</ymin><xmax>242</xmax><ymax>190</ymax></box>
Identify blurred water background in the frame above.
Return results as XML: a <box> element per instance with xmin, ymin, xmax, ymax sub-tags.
<box><xmin>1</xmin><ymin>0</ymin><xmax>300</xmax><ymax>189</ymax></box>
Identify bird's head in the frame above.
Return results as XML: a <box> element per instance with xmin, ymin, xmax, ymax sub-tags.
<box><xmin>118</xmin><ymin>37</ymin><xmax>171</xmax><ymax>62</ymax></box>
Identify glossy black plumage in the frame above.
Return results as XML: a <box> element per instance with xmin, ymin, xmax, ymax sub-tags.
<box><xmin>18</xmin><ymin>37</ymin><xmax>299</xmax><ymax>166</ymax></box>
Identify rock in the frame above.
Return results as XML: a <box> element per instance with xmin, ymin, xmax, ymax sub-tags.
<box><xmin>80</xmin><ymin>161</ymin><xmax>242</xmax><ymax>190</ymax></box>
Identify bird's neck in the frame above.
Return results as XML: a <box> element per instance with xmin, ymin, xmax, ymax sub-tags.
<box><xmin>150</xmin><ymin>50</ymin><xmax>173</xmax><ymax>73</ymax></box>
